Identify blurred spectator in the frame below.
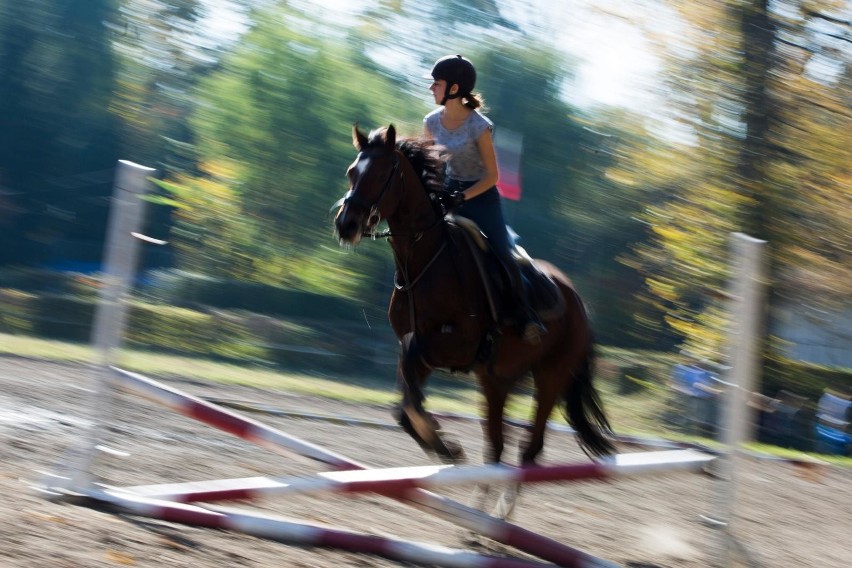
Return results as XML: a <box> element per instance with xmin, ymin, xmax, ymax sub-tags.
<box><xmin>814</xmin><ymin>388</ymin><xmax>851</xmax><ymax>456</ymax></box>
<box><xmin>757</xmin><ymin>390</ymin><xmax>810</xmax><ymax>450</ymax></box>
<box><xmin>669</xmin><ymin>354</ymin><xmax>724</xmax><ymax>436</ymax></box>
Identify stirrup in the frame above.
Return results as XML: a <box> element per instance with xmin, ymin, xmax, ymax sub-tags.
<box><xmin>520</xmin><ymin>316</ymin><xmax>546</xmax><ymax>345</ymax></box>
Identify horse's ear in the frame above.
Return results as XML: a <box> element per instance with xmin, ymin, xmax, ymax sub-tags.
<box><xmin>385</xmin><ymin>124</ymin><xmax>396</xmax><ymax>149</ymax></box>
<box><xmin>352</xmin><ymin>123</ymin><xmax>368</xmax><ymax>150</ymax></box>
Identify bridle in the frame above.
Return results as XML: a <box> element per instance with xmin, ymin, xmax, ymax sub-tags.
<box><xmin>341</xmin><ymin>149</ymin><xmax>401</xmax><ymax>239</ymax></box>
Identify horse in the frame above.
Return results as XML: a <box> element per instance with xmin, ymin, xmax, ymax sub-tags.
<box><xmin>334</xmin><ymin>124</ymin><xmax>614</xmax><ymax>466</ymax></box>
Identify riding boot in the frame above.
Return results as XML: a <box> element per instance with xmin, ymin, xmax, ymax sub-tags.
<box><xmin>504</xmin><ymin>258</ymin><xmax>546</xmax><ymax>345</ymax></box>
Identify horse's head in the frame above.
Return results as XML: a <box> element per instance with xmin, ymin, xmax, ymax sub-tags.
<box><xmin>334</xmin><ymin>124</ymin><xmax>400</xmax><ymax>245</ymax></box>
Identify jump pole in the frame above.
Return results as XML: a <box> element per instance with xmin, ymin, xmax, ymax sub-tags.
<box><xmin>122</xmin><ymin>449</ymin><xmax>714</xmax><ymax>503</ymax></box>
<box><xmin>81</xmin><ymin>486</ymin><xmax>556</xmax><ymax>568</ymax></box>
<box><xmin>107</xmin><ymin>367</ymin><xmax>618</xmax><ymax>568</ymax></box>
<box><xmin>109</xmin><ymin>367</ymin><xmax>358</xmax><ymax>470</ymax></box>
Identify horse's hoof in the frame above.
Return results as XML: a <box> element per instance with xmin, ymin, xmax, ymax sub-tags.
<box><xmin>493</xmin><ymin>484</ymin><xmax>521</xmax><ymax>520</ymax></box>
<box><xmin>436</xmin><ymin>434</ymin><xmax>466</xmax><ymax>464</ymax></box>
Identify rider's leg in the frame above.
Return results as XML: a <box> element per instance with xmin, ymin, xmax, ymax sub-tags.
<box><xmin>500</xmin><ymin>254</ymin><xmax>546</xmax><ymax>344</ymax></box>
<box><xmin>452</xmin><ymin>184</ymin><xmax>545</xmax><ymax>344</ymax></box>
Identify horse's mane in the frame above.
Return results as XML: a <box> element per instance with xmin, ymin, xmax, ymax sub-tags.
<box><xmin>366</xmin><ymin>128</ymin><xmax>445</xmax><ymax>196</ymax></box>
<box><xmin>396</xmin><ymin>137</ymin><xmax>445</xmax><ymax>196</ymax></box>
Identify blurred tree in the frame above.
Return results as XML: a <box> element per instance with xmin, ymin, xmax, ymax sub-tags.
<box><xmin>149</xmin><ymin>160</ymin><xmax>266</xmax><ymax>281</ymax></box>
<box><xmin>163</xmin><ymin>4</ymin><xmax>424</xmax><ymax>301</ymax></box>
<box><xmin>0</xmin><ymin>0</ymin><xmax>120</xmax><ymax>266</ymax></box>
<box><xmin>762</xmin><ymin>3</ymin><xmax>851</xmax><ymax>309</ymax></box>
<box><xmin>108</xmin><ymin>0</ymin><xmax>219</xmax><ymax>271</ymax></box>
<box><xmin>470</xmin><ymin>45</ymin><xmax>652</xmax><ymax>345</ymax></box>
<box><xmin>621</xmin><ymin>0</ymin><xmax>851</xmax><ymax>360</ymax></box>
<box><xmin>110</xmin><ymin>0</ymin><xmax>209</xmax><ymax>174</ymax></box>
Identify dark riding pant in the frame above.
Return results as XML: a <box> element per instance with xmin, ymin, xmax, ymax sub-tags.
<box><xmin>445</xmin><ymin>180</ymin><xmax>513</xmax><ymax>261</ymax></box>
<box><xmin>445</xmin><ymin>179</ymin><xmax>544</xmax><ymax>340</ymax></box>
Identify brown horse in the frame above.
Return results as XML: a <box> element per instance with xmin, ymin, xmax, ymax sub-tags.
<box><xmin>334</xmin><ymin>124</ymin><xmax>614</xmax><ymax>465</ymax></box>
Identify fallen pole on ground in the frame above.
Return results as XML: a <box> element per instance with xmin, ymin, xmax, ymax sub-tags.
<box><xmin>85</xmin><ymin>486</ymin><xmax>561</xmax><ymax>568</ymax></box>
<box><xmin>107</xmin><ymin>367</ymin><xmax>621</xmax><ymax>568</ymax></box>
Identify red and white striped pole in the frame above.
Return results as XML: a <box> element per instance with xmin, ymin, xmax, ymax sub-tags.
<box><xmin>86</xmin><ymin>487</ymin><xmax>558</xmax><ymax>568</ymax></box>
<box><xmin>125</xmin><ymin>449</ymin><xmax>713</xmax><ymax>503</ymax></box>
<box><xmin>108</xmin><ymin>367</ymin><xmax>618</xmax><ymax>568</ymax></box>
<box><xmin>110</xmin><ymin>367</ymin><xmax>358</xmax><ymax>470</ymax></box>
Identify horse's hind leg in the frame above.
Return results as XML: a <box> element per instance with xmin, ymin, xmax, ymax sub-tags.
<box><xmin>522</xmin><ymin>362</ymin><xmax>563</xmax><ymax>465</ymax></box>
<box><xmin>480</xmin><ymin>373</ymin><xmax>511</xmax><ymax>464</ymax></box>
<box><xmin>472</xmin><ymin>372</ymin><xmax>521</xmax><ymax>520</ymax></box>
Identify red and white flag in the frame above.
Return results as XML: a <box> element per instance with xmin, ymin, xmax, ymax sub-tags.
<box><xmin>495</xmin><ymin>129</ymin><xmax>523</xmax><ymax>201</ymax></box>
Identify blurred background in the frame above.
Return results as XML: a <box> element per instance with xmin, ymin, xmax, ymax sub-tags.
<box><xmin>0</xmin><ymin>0</ymin><xmax>849</xmax><ymax>455</ymax></box>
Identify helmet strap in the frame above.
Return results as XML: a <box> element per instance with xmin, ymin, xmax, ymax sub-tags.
<box><xmin>440</xmin><ymin>83</ymin><xmax>463</xmax><ymax>106</ymax></box>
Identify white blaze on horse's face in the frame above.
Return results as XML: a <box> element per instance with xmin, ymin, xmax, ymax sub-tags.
<box><xmin>337</xmin><ymin>152</ymin><xmax>377</xmax><ymax>245</ymax></box>
<box><xmin>352</xmin><ymin>153</ymin><xmax>371</xmax><ymax>177</ymax></box>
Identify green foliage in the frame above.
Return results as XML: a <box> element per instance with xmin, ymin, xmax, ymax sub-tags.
<box><xmin>622</xmin><ymin>0</ymin><xmax>851</xmax><ymax>360</ymax></box>
<box><xmin>152</xmin><ymin>4</ymin><xmax>421</xmax><ymax>301</ymax></box>
<box><xmin>0</xmin><ymin>289</ymin><xmax>35</xmax><ymax>335</ymax></box>
<box><xmin>150</xmin><ymin>161</ymin><xmax>268</xmax><ymax>281</ymax></box>
<box><xmin>142</xmin><ymin>270</ymin><xmax>378</xmax><ymax>321</ymax></box>
<box><xmin>0</xmin><ymin>283</ymin><xmax>398</xmax><ymax>374</ymax></box>
<box><xmin>615</xmin><ymin>365</ymin><xmax>654</xmax><ymax>395</ymax></box>
<box><xmin>126</xmin><ymin>303</ymin><xmax>265</xmax><ymax>361</ymax></box>
<box><xmin>0</xmin><ymin>0</ymin><xmax>121</xmax><ymax>265</ymax></box>
<box><xmin>30</xmin><ymin>294</ymin><xmax>94</xmax><ymax>342</ymax></box>
<box><xmin>0</xmin><ymin>267</ymin><xmax>72</xmax><ymax>293</ymax></box>
<box><xmin>110</xmin><ymin>0</ymin><xmax>208</xmax><ymax>173</ymax></box>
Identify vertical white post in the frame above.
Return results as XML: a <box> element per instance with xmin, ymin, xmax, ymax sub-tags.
<box><xmin>712</xmin><ymin>232</ymin><xmax>767</xmax><ymax>567</ymax></box>
<box><xmin>91</xmin><ymin>160</ymin><xmax>156</xmax><ymax>364</ymax></box>
<box><xmin>46</xmin><ymin>161</ymin><xmax>155</xmax><ymax>494</ymax></box>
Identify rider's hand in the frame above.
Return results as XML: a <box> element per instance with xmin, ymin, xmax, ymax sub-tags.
<box><xmin>437</xmin><ymin>191</ymin><xmax>465</xmax><ymax>212</ymax></box>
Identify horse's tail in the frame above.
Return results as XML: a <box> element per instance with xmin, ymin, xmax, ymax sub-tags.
<box><xmin>564</xmin><ymin>341</ymin><xmax>616</xmax><ymax>458</ymax></box>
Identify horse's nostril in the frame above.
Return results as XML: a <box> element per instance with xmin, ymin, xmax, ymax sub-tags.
<box><xmin>337</xmin><ymin>219</ymin><xmax>359</xmax><ymax>240</ymax></box>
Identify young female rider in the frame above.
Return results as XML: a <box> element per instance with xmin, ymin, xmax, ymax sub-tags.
<box><xmin>423</xmin><ymin>54</ymin><xmax>545</xmax><ymax>344</ymax></box>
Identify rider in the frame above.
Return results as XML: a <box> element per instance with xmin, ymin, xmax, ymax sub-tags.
<box><xmin>423</xmin><ymin>54</ymin><xmax>546</xmax><ymax>344</ymax></box>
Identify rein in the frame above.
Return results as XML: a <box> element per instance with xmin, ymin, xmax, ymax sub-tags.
<box><xmin>338</xmin><ymin>143</ymin><xmax>449</xmax><ymax>330</ymax></box>
<box><xmin>369</xmin><ymin>210</ymin><xmax>443</xmax><ymax>240</ymax></box>
<box><xmin>394</xmin><ymin>240</ymin><xmax>447</xmax><ymax>292</ymax></box>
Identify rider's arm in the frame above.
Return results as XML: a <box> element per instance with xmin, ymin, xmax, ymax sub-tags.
<box><xmin>459</xmin><ymin>129</ymin><xmax>499</xmax><ymax>200</ymax></box>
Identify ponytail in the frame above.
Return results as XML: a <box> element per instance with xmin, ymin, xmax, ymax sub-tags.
<box><xmin>463</xmin><ymin>91</ymin><xmax>483</xmax><ymax>110</ymax></box>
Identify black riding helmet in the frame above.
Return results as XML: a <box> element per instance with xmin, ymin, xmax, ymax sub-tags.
<box><xmin>430</xmin><ymin>54</ymin><xmax>476</xmax><ymax>105</ymax></box>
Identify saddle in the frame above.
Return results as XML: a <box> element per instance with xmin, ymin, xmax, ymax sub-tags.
<box><xmin>448</xmin><ymin>216</ymin><xmax>565</xmax><ymax>323</ymax></box>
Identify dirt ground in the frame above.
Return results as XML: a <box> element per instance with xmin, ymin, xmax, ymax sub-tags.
<box><xmin>1</xmin><ymin>355</ymin><xmax>849</xmax><ymax>567</ymax></box>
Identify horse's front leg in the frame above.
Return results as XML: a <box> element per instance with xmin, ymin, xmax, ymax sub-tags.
<box><xmin>393</xmin><ymin>334</ymin><xmax>434</xmax><ymax>453</ymax></box>
<box><xmin>393</xmin><ymin>332</ymin><xmax>464</xmax><ymax>463</ymax></box>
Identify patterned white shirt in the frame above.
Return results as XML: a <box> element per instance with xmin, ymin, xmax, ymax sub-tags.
<box><xmin>424</xmin><ymin>108</ymin><xmax>494</xmax><ymax>182</ymax></box>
